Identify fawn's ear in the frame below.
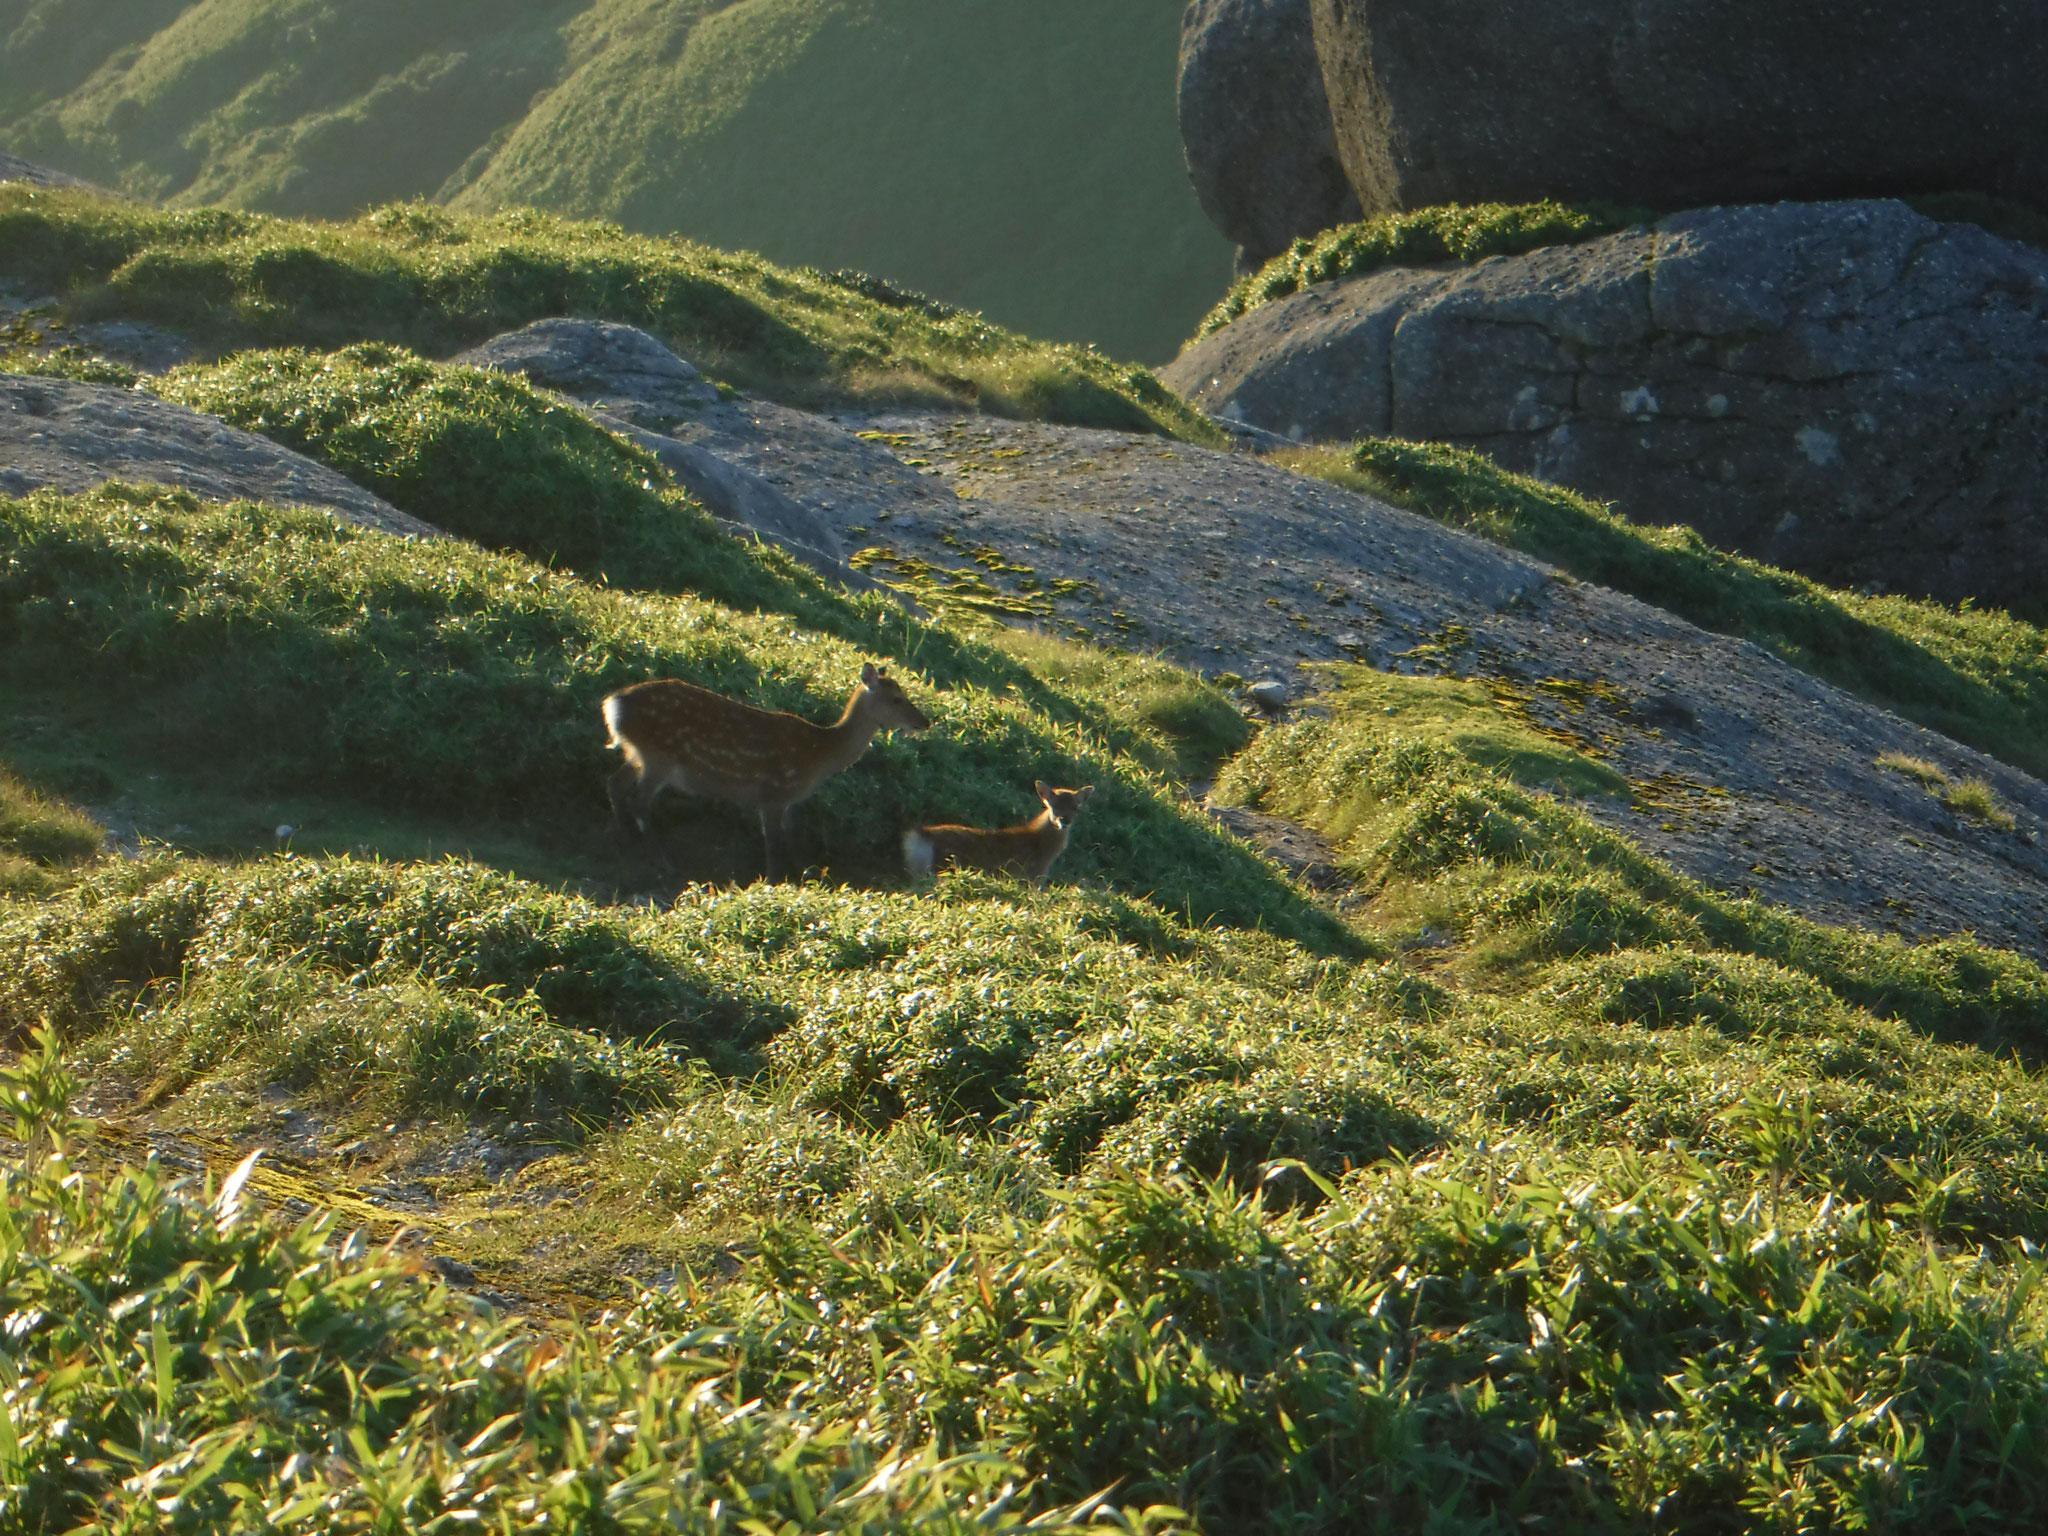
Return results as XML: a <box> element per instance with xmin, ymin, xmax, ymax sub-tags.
<box><xmin>1035</xmin><ymin>779</ymin><xmax>1054</xmax><ymax>801</ymax></box>
<box><xmin>1074</xmin><ymin>786</ymin><xmax>1094</xmax><ymax>805</ymax></box>
<box><xmin>862</xmin><ymin>661</ymin><xmax>881</xmax><ymax>685</ymax></box>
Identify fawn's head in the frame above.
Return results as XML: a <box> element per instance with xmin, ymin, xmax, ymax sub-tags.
<box><xmin>859</xmin><ymin>662</ymin><xmax>932</xmax><ymax>734</ymax></box>
<box><xmin>1034</xmin><ymin>781</ymin><xmax>1094</xmax><ymax>828</ymax></box>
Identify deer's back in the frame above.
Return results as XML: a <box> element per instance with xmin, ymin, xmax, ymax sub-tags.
<box><xmin>917</xmin><ymin>822</ymin><xmax>1065</xmax><ymax>881</ymax></box>
<box><xmin>607</xmin><ymin>678</ymin><xmax>831</xmax><ymax>803</ymax></box>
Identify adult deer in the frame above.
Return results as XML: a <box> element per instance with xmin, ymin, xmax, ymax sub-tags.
<box><xmin>603</xmin><ymin>662</ymin><xmax>930</xmax><ymax>880</ymax></box>
<box><xmin>903</xmin><ymin>782</ymin><xmax>1093</xmax><ymax>885</ymax></box>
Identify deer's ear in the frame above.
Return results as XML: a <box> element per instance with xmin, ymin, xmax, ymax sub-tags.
<box><xmin>862</xmin><ymin>661</ymin><xmax>881</xmax><ymax>685</ymax></box>
<box><xmin>1075</xmin><ymin>786</ymin><xmax>1094</xmax><ymax>804</ymax></box>
<box><xmin>1034</xmin><ymin>780</ymin><xmax>1053</xmax><ymax>800</ymax></box>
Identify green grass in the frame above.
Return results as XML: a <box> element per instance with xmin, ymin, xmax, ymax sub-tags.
<box><xmin>0</xmin><ymin>1035</ymin><xmax>1111</xmax><ymax>1534</ymax></box>
<box><xmin>0</xmin><ymin>184</ymin><xmax>1213</xmax><ymax>435</ymax></box>
<box><xmin>12</xmin><ymin>181</ymin><xmax>2048</xmax><ymax>1531</ymax></box>
<box><xmin>1877</xmin><ymin>751</ymin><xmax>2018</xmax><ymax>831</ymax></box>
<box><xmin>1</xmin><ymin>0</ymin><xmax>1230</xmax><ymax>360</ymax></box>
<box><xmin>1216</xmin><ymin>694</ymin><xmax>2048</xmax><ymax>1063</ymax></box>
<box><xmin>455</xmin><ymin>0</ymin><xmax>1230</xmax><ymax>362</ymax></box>
<box><xmin>1190</xmin><ymin>195</ymin><xmax>2048</xmax><ymax>346</ymax></box>
<box><xmin>983</xmin><ymin>628</ymin><xmax>1251</xmax><ymax>780</ymax></box>
<box><xmin>0</xmin><ymin>481</ymin><xmax>1331</xmax><ymax>941</ymax></box>
<box><xmin>14</xmin><ymin>468</ymin><xmax>2048</xmax><ymax>1523</ymax></box>
<box><xmin>15</xmin><ymin>822</ymin><xmax>2048</xmax><ymax>1246</ymax></box>
<box><xmin>0</xmin><ymin>765</ymin><xmax>101</xmax><ymax>895</ymax></box>
<box><xmin>156</xmin><ymin>341</ymin><xmax>826</xmax><ymax>599</ymax></box>
<box><xmin>1193</xmin><ymin>200</ymin><xmax>1648</xmax><ymax>340</ymax></box>
<box><xmin>1284</xmin><ymin>437</ymin><xmax>2048</xmax><ymax>781</ymax></box>
<box><xmin>1314</xmin><ymin>665</ymin><xmax>1631</xmax><ymax>802</ymax></box>
<box><xmin>15</xmin><ymin>975</ymin><xmax>2048</xmax><ymax>1529</ymax></box>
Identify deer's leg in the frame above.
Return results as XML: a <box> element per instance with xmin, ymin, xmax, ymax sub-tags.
<box><xmin>759</xmin><ymin>806</ymin><xmax>784</xmax><ymax>883</ymax></box>
<box><xmin>607</xmin><ymin>763</ymin><xmax>646</xmax><ymax>836</ymax></box>
<box><xmin>779</xmin><ymin>805</ymin><xmax>801</xmax><ymax>880</ymax></box>
<box><xmin>610</xmin><ymin>765</ymin><xmax>680</xmax><ymax>875</ymax></box>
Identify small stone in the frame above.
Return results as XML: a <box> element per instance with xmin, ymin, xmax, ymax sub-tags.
<box><xmin>1248</xmin><ymin>678</ymin><xmax>1290</xmax><ymax>711</ymax></box>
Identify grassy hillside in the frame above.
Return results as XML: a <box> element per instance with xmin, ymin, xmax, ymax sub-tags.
<box><xmin>0</xmin><ymin>0</ymin><xmax>1231</xmax><ymax>360</ymax></box>
<box><xmin>9</xmin><ymin>189</ymin><xmax>2048</xmax><ymax>1527</ymax></box>
<box><xmin>15</xmin><ymin>180</ymin><xmax>2048</xmax><ymax>787</ymax></box>
<box><xmin>12</xmin><ymin>472</ymin><xmax>2048</xmax><ymax>1522</ymax></box>
<box><xmin>0</xmin><ymin>183</ymin><xmax>1205</xmax><ymax>433</ymax></box>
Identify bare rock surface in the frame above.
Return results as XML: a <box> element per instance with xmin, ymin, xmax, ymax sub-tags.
<box><xmin>454</xmin><ymin>317</ymin><xmax>722</xmax><ymax>424</ymax></box>
<box><xmin>1179</xmin><ymin>0</ymin><xmax>1359</xmax><ymax>267</ymax></box>
<box><xmin>0</xmin><ymin>373</ymin><xmax>433</xmax><ymax>536</ymax></box>
<box><xmin>663</xmin><ymin>398</ymin><xmax>2048</xmax><ymax>958</ymax></box>
<box><xmin>1163</xmin><ymin>200</ymin><xmax>2048</xmax><ymax>612</ymax></box>
<box><xmin>1203</xmin><ymin>798</ymin><xmax>1350</xmax><ymax>893</ymax></box>
<box><xmin>0</xmin><ymin>152</ymin><xmax>103</xmax><ymax>192</ymax></box>
<box><xmin>454</xmin><ymin>319</ymin><xmax>863</xmax><ymax>583</ymax></box>
<box><xmin>1307</xmin><ymin>0</ymin><xmax>2048</xmax><ymax>217</ymax></box>
<box><xmin>2</xmin><ymin>284</ymin><xmax>198</xmax><ymax>373</ymax></box>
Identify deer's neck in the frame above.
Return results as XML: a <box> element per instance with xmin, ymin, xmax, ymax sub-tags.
<box><xmin>1023</xmin><ymin>808</ymin><xmax>1069</xmax><ymax>850</ymax></box>
<box><xmin>815</xmin><ymin>688</ymin><xmax>882</xmax><ymax>776</ymax></box>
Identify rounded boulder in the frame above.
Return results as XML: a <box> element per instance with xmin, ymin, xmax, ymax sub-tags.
<box><xmin>1164</xmin><ymin>200</ymin><xmax>2048</xmax><ymax>613</ymax></box>
<box><xmin>1307</xmin><ymin>0</ymin><xmax>2048</xmax><ymax>216</ymax></box>
<box><xmin>1179</xmin><ymin>0</ymin><xmax>1360</xmax><ymax>267</ymax></box>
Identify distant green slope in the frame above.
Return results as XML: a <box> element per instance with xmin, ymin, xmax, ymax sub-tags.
<box><xmin>0</xmin><ymin>0</ymin><xmax>1231</xmax><ymax>360</ymax></box>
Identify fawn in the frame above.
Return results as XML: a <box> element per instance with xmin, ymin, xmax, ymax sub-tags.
<box><xmin>903</xmin><ymin>781</ymin><xmax>1094</xmax><ymax>884</ymax></box>
<box><xmin>603</xmin><ymin>661</ymin><xmax>930</xmax><ymax>880</ymax></box>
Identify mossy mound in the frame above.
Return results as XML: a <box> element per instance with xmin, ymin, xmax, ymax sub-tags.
<box><xmin>1193</xmin><ymin>200</ymin><xmax>1648</xmax><ymax>340</ymax></box>
<box><xmin>0</xmin><ymin>480</ymin><xmax>1318</xmax><ymax>935</ymax></box>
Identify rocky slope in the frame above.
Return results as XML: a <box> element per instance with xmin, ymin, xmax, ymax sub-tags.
<box><xmin>0</xmin><ymin>373</ymin><xmax>431</xmax><ymax>537</ymax></box>
<box><xmin>1172</xmin><ymin>3</ymin><xmax>2048</xmax><ymax>614</ymax></box>
<box><xmin>705</xmin><ymin>401</ymin><xmax>2048</xmax><ymax>958</ymax></box>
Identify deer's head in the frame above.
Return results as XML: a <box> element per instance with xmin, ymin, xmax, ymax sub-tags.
<box><xmin>1034</xmin><ymin>781</ymin><xmax>1094</xmax><ymax>829</ymax></box>
<box><xmin>860</xmin><ymin>662</ymin><xmax>932</xmax><ymax>734</ymax></box>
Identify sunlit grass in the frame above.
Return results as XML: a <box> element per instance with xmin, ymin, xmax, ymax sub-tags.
<box><xmin>0</xmin><ymin>186</ymin><xmax>1216</xmax><ymax>437</ymax></box>
<box><xmin>1193</xmin><ymin>200</ymin><xmax>1646</xmax><ymax>339</ymax></box>
<box><xmin>1283</xmin><ymin>437</ymin><xmax>2048</xmax><ymax>780</ymax></box>
<box><xmin>0</xmin><ymin>766</ymin><xmax>103</xmax><ymax>895</ymax></box>
<box><xmin>10</xmin><ymin>174</ymin><xmax>2048</xmax><ymax>1533</ymax></box>
<box><xmin>1878</xmin><ymin>751</ymin><xmax>2018</xmax><ymax>830</ymax></box>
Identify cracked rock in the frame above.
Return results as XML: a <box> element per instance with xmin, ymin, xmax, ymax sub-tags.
<box><xmin>1179</xmin><ymin>0</ymin><xmax>1360</xmax><ymax>267</ymax></box>
<box><xmin>1163</xmin><ymin>200</ymin><xmax>2048</xmax><ymax>611</ymax></box>
<box><xmin>1307</xmin><ymin>0</ymin><xmax>2048</xmax><ymax>216</ymax></box>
